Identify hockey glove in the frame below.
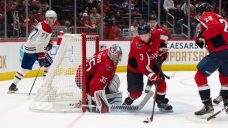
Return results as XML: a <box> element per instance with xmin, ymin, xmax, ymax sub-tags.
<box><xmin>38</xmin><ymin>52</ymin><xmax>45</xmax><ymax>67</ymax></box>
<box><xmin>158</xmin><ymin>48</ymin><xmax>168</xmax><ymax>61</ymax></box>
<box><xmin>195</xmin><ymin>37</ymin><xmax>205</xmax><ymax>49</ymax></box>
<box><xmin>148</xmin><ymin>73</ymin><xmax>161</xmax><ymax>85</ymax></box>
<box><xmin>45</xmin><ymin>43</ymin><xmax>53</xmax><ymax>51</ymax></box>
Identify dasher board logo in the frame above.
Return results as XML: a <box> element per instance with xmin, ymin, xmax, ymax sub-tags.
<box><xmin>0</xmin><ymin>56</ymin><xmax>7</xmax><ymax>69</ymax></box>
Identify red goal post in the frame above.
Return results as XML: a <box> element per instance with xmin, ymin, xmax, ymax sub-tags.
<box><xmin>30</xmin><ymin>33</ymin><xmax>99</xmax><ymax>113</ymax></box>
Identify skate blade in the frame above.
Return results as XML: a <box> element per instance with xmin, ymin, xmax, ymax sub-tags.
<box><xmin>7</xmin><ymin>91</ymin><xmax>17</xmax><ymax>94</ymax></box>
<box><xmin>195</xmin><ymin>112</ymin><xmax>214</xmax><ymax>119</ymax></box>
<box><xmin>158</xmin><ymin>108</ymin><xmax>173</xmax><ymax>113</ymax></box>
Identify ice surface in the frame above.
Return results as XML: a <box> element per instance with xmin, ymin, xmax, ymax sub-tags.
<box><xmin>0</xmin><ymin>71</ymin><xmax>227</xmax><ymax>128</ymax></box>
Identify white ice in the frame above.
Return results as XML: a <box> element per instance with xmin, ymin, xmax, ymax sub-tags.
<box><xmin>0</xmin><ymin>71</ymin><xmax>227</xmax><ymax>128</ymax></box>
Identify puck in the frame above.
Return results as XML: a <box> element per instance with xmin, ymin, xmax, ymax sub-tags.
<box><xmin>143</xmin><ymin>120</ymin><xmax>149</xmax><ymax>123</ymax></box>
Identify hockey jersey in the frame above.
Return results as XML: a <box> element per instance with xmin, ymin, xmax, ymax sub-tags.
<box><xmin>24</xmin><ymin>20</ymin><xmax>53</xmax><ymax>53</ymax></box>
<box><xmin>198</xmin><ymin>12</ymin><xmax>228</xmax><ymax>53</ymax></box>
<box><xmin>127</xmin><ymin>27</ymin><xmax>169</xmax><ymax>76</ymax></box>
<box><xmin>75</xmin><ymin>49</ymin><xmax>117</xmax><ymax>96</ymax></box>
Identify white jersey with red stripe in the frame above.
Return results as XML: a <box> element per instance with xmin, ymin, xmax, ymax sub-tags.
<box><xmin>24</xmin><ymin>21</ymin><xmax>53</xmax><ymax>53</ymax></box>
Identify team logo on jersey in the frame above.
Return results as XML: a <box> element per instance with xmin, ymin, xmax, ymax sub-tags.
<box><xmin>136</xmin><ymin>43</ymin><xmax>143</xmax><ymax>49</ymax></box>
<box><xmin>106</xmin><ymin>64</ymin><xmax>113</xmax><ymax>71</ymax></box>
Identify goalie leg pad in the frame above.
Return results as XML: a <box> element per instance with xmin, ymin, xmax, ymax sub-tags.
<box><xmin>106</xmin><ymin>91</ymin><xmax>123</xmax><ymax>105</ymax></box>
<box><xmin>86</xmin><ymin>94</ymin><xmax>97</xmax><ymax>112</ymax></box>
<box><xmin>106</xmin><ymin>74</ymin><xmax>120</xmax><ymax>93</ymax></box>
<box><xmin>93</xmin><ymin>90</ymin><xmax>111</xmax><ymax>113</ymax></box>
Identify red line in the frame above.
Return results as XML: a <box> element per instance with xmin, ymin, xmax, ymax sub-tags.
<box><xmin>65</xmin><ymin>113</ymin><xmax>85</xmax><ymax>128</ymax></box>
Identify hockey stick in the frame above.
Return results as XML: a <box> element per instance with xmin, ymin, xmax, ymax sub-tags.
<box><xmin>144</xmin><ymin>83</ymin><xmax>158</xmax><ymax>123</ymax></box>
<box><xmin>28</xmin><ymin>67</ymin><xmax>41</xmax><ymax>96</ymax></box>
<box><xmin>28</xmin><ymin>50</ymin><xmax>49</xmax><ymax>96</ymax></box>
<box><xmin>207</xmin><ymin>105</ymin><xmax>228</xmax><ymax>121</ymax></box>
<box><xmin>82</xmin><ymin>91</ymin><xmax>154</xmax><ymax>111</ymax></box>
<box><xmin>163</xmin><ymin>72</ymin><xmax>175</xmax><ymax>79</ymax></box>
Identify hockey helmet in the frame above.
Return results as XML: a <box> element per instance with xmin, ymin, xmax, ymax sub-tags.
<box><xmin>108</xmin><ymin>44</ymin><xmax>123</xmax><ymax>66</ymax></box>
<box><xmin>138</xmin><ymin>21</ymin><xmax>150</xmax><ymax>35</ymax></box>
<box><xmin>196</xmin><ymin>3</ymin><xmax>213</xmax><ymax>16</ymax></box>
<box><xmin>148</xmin><ymin>14</ymin><xmax>158</xmax><ymax>30</ymax></box>
<box><xmin>45</xmin><ymin>10</ymin><xmax>57</xmax><ymax>25</ymax></box>
<box><xmin>148</xmin><ymin>14</ymin><xmax>157</xmax><ymax>21</ymax></box>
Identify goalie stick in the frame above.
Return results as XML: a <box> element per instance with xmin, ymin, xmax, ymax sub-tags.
<box><xmin>111</xmin><ymin>91</ymin><xmax>154</xmax><ymax>111</ymax></box>
<box><xmin>83</xmin><ymin>91</ymin><xmax>154</xmax><ymax>111</ymax></box>
<box><xmin>207</xmin><ymin>105</ymin><xmax>228</xmax><ymax>121</ymax></box>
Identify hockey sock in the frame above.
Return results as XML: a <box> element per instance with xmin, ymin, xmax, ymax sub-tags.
<box><xmin>12</xmin><ymin>68</ymin><xmax>28</xmax><ymax>85</ymax></box>
<box><xmin>198</xmin><ymin>85</ymin><xmax>211</xmax><ymax>104</ymax></box>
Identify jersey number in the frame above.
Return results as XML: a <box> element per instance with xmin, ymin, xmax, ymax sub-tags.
<box><xmin>86</xmin><ymin>57</ymin><xmax>95</xmax><ymax>72</ymax></box>
<box><xmin>205</xmin><ymin>16</ymin><xmax>213</xmax><ymax>23</ymax></box>
<box><xmin>219</xmin><ymin>19</ymin><xmax>228</xmax><ymax>32</ymax></box>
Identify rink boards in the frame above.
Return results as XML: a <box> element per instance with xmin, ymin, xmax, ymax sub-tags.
<box><xmin>0</xmin><ymin>40</ymin><xmax>207</xmax><ymax>80</ymax></box>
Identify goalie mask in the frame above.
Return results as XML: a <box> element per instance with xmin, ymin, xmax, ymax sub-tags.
<box><xmin>45</xmin><ymin>10</ymin><xmax>57</xmax><ymax>26</ymax></box>
<box><xmin>108</xmin><ymin>44</ymin><xmax>123</xmax><ymax>66</ymax></box>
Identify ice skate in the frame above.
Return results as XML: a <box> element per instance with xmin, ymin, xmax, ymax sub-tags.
<box><xmin>195</xmin><ymin>101</ymin><xmax>214</xmax><ymax>118</ymax></box>
<box><xmin>8</xmin><ymin>83</ymin><xmax>18</xmax><ymax>93</ymax></box>
<box><xmin>223</xmin><ymin>98</ymin><xmax>228</xmax><ymax>114</ymax></box>
<box><xmin>122</xmin><ymin>97</ymin><xmax>134</xmax><ymax>105</ymax></box>
<box><xmin>213</xmin><ymin>95</ymin><xmax>222</xmax><ymax>104</ymax></box>
<box><xmin>156</xmin><ymin>98</ymin><xmax>173</xmax><ymax>112</ymax></box>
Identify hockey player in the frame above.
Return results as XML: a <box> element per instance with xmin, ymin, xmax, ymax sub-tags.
<box><xmin>8</xmin><ymin>10</ymin><xmax>57</xmax><ymax>93</ymax></box>
<box><xmin>145</xmin><ymin>14</ymin><xmax>171</xmax><ymax>93</ymax></box>
<box><xmin>194</xmin><ymin>2</ymin><xmax>228</xmax><ymax>117</ymax></box>
<box><xmin>122</xmin><ymin>21</ymin><xmax>173</xmax><ymax>112</ymax></box>
<box><xmin>75</xmin><ymin>44</ymin><xmax>123</xmax><ymax>113</ymax></box>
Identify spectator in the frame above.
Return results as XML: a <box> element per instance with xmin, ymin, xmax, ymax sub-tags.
<box><xmin>38</xmin><ymin>0</ymin><xmax>49</xmax><ymax>12</ymax></box>
<box><xmin>130</xmin><ymin>18</ymin><xmax>139</xmax><ymax>36</ymax></box>
<box><xmin>89</xmin><ymin>7</ymin><xmax>101</xmax><ymax>27</ymax></box>
<box><xmin>7</xmin><ymin>2</ymin><xmax>20</xmax><ymax>37</ymax></box>
<box><xmin>173</xmin><ymin>4</ymin><xmax>185</xmax><ymax>33</ymax></box>
<box><xmin>114</xmin><ymin>10</ymin><xmax>123</xmax><ymax>28</ymax></box>
<box><xmin>64</xmin><ymin>20</ymin><xmax>71</xmax><ymax>33</ymax></box>
<box><xmin>79</xmin><ymin>7</ymin><xmax>96</xmax><ymax>29</ymax></box>
<box><xmin>181</xmin><ymin>1</ymin><xmax>194</xmax><ymax>15</ymax></box>
<box><xmin>104</xmin><ymin>13</ymin><xmax>121</xmax><ymax>40</ymax></box>
<box><xmin>163</xmin><ymin>0</ymin><xmax>175</xmax><ymax>12</ymax></box>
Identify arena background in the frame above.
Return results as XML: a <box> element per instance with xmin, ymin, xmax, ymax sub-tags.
<box><xmin>0</xmin><ymin>0</ymin><xmax>227</xmax><ymax>80</ymax></box>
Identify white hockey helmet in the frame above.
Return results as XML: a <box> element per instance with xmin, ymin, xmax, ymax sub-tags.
<box><xmin>45</xmin><ymin>10</ymin><xmax>57</xmax><ymax>25</ymax></box>
<box><xmin>108</xmin><ymin>44</ymin><xmax>123</xmax><ymax>66</ymax></box>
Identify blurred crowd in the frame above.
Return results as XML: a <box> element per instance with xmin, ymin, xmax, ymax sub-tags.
<box><xmin>0</xmin><ymin>0</ymin><xmax>227</xmax><ymax>39</ymax></box>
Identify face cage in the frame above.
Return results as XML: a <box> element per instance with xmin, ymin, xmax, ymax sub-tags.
<box><xmin>110</xmin><ymin>52</ymin><xmax>122</xmax><ymax>66</ymax></box>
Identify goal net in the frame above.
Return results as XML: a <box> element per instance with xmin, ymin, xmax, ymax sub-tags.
<box><xmin>30</xmin><ymin>33</ymin><xmax>99</xmax><ymax>112</ymax></box>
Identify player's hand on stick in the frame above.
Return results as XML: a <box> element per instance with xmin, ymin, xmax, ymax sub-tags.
<box><xmin>148</xmin><ymin>73</ymin><xmax>161</xmax><ymax>85</ymax></box>
<box><xmin>45</xmin><ymin>43</ymin><xmax>53</xmax><ymax>51</ymax></box>
<box><xmin>195</xmin><ymin>37</ymin><xmax>205</xmax><ymax>49</ymax></box>
<box><xmin>38</xmin><ymin>52</ymin><xmax>45</xmax><ymax>67</ymax></box>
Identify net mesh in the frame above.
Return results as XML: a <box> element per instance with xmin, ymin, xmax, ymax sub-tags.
<box><xmin>30</xmin><ymin>34</ymin><xmax>98</xmax><ymax>112</ymax></box>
